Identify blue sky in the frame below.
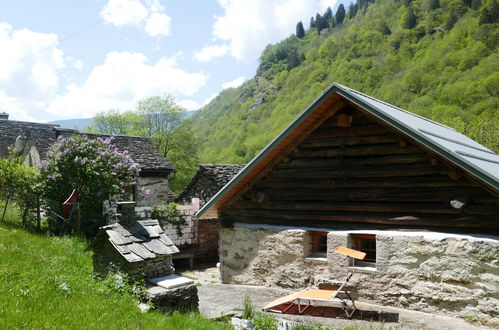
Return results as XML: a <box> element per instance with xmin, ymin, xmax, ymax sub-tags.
<box><xmin>0</xmin><ymin>0</ymin><xmax>337</xmax><ymax>122</ymax></box>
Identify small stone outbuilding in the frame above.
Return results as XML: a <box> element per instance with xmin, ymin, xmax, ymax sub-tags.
<box><xmin>86</xmin><ymin>202</ymin><xmax>198</xmax><ymax>311</ymax></box>
<box><xmin>86</xmin><ymin>219</ymin><xmax>179</xmax><ymax>280</ymax></box>
<box><xmin>175</xmin><ymin>164</ymin><xmax>245</xmax><ymax>263</ymax></box>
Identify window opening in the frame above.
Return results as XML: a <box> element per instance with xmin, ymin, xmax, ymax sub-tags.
<box><xmin>309</xmin><ymin>231</ymin><xmax>327</xmax><ymax>258</ymax></box>
<box><xmin>350</xmin><ymin>234</ymin><xmax>376</xmax><ymax>267</ymax></box>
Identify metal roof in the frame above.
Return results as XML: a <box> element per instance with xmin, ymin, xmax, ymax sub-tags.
<box><xmin>196</xmin><ymin>82</ymin><xmax>499</xmax><ymax>219</ymax></box>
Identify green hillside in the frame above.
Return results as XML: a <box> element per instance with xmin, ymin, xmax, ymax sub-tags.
<box><xmin>193</xmin><ymin>0</ymin><xmax>498</xmax><ymax>164</ymax></box>
<box><xmin>0</xmin><ymin>210</ymin><xmax>229</xmax><ymax>329</ymax></box>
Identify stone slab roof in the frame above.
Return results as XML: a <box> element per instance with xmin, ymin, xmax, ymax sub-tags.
<box><xmin>0</xmin><ymin>120</ymin><xmax>58</xmax><ymax>160</ymax></box>
<box><xmin>0</xmin><ymin>119</ymin><xmax>173</xmax><ymax>175</ymax></box>
<box><xmin>86</xmin><ymin>219</ymin><xmax>179</xmax><ymax>263</ymax></box>
<box><xmin>177</xmin><ymin>164</ymin><xmax>245</xmax><ymax>205</ymax></box>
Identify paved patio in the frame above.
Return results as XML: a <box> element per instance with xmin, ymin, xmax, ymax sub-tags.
<box><xmin>180</xmin><ymin>266</ymin><xmax>493</xmax><ymax>329</ymax></box>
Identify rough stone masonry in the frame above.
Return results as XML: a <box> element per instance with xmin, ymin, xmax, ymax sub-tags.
<box><xmin>219</xmin><ymin>224</ymin><xmax>499</xmax><ymax>323</ymax></box>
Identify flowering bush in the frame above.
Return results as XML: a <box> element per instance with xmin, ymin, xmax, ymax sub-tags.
<box><xmin>40</xmin><ymin>135</ymin><xmax>141</xmax><ymax>235</ymax></box>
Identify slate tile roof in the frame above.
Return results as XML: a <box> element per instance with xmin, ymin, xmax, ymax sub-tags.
<box><xmin>0</xmin><ymin>119</ymin><xmax>173</xmax><ymax>175</ymax></box>
<box><xmin>177</xmin><ymin>164</ymin><xmax>245</xmax><ymax>205</ymax></box>
<box><xmin>86</xmin><ymin>219</ymin><xmax>179</xmax><ymax>262</ymax></box>
<box><xmin>0</xmin><ymin>120</ymin><xmax>58</xmax><ymax>160</ymax></box>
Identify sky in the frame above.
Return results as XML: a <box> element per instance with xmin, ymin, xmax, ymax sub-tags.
<box><xmin>0</xmin><ymin>0</ymin><xmax>338</xmax><ymax>122</ymax></box>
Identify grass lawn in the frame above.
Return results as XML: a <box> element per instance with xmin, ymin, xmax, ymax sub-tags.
<box><xmin>0</xmin><ymin>208</ymin><xmax>230</xmax><ymax>329</ymax></box>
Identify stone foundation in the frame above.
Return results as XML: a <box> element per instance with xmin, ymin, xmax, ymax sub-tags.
<box><xmin>145</xmin><ymin>284</ymin><xmax>199</xmax><ymax>312</ymax></box>
<box><xmin>219</xmin><ymin>224</ymin><xmax>499</xmax><ymax>322</ymax></box>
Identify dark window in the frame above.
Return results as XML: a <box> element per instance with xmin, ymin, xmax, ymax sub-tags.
<box><xmin>350</xmin><ymin>234</ymin><xmax>376</xmax><ymax>265</ymax></box>
<box><xmin>309</xmin><ymin>231</ymin><xmax>327</xmax><ymax>257</ymax></box>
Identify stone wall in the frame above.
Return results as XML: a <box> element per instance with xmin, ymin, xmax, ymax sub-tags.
<box><xmin>92</xmin><ymin>241</ymin><xmax>174</xmax><ymax>280</ymax></box>
<box><xmin>219</xmin><ymin>224</ymin><xmax>499</xmax><ymax>322</ymax></box>
<box><xmin>136</xmin><ymin>176</ymin><xmax>172</xmax><ymax>207</ymax></box>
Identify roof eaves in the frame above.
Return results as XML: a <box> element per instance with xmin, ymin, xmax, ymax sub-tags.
<box><xmin>333</xmin><ymin>84</ymin><xmax>499</xmax><ymax>193</ymax></box>
<box><xmin>196</xmin><ymin>82</ymin><xmax>343</xmax><ymax>218</ymax></box>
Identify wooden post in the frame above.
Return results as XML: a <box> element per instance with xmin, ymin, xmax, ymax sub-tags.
<box><xmin>75</xmin><ymin>203</ymin><xmax>81</xmax><ymax>233</ymax></box>
<box><xmin>1</xmin><ymin>197</ymin><xmax>9</xmax><ymax>222</ymax></box>
<box><xmin>36</xmin><ymin>196</ymin><xmax>41</xmax><ymax>232</ymax></box>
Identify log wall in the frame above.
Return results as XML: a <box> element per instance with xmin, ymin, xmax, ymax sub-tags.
<box><xmin>221</xmin><ymin>107</ymin><xmax>499</xmax><ymax>233</ymax></box>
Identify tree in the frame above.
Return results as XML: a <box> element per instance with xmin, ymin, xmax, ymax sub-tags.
<box><xmin>380</xmin><ymin>22</ymin><xmax>392</xmax><ymax>35</ymax></box>
<box><xmin>89</xmin><ymin>95</ymin><xmax>200</xmax><ymax>194</ymax></box>
<box><xmin>40</xmin><ymin>135</ymin><xmax>141</xmax><ymax>235</ymax></box>
<box><xmin>348</xmin><ymin>3</ymin><xmax>357</xmax><ymax>18</ymax></box>
<box><xmin>401</xmin><ymin>7</ymin><xmax>417</xmax><ymax>28</ymax></box>
<box><xmin>87</xmin><ymin>110</ymin><xmax>139</xmax><ymax>135</ymax></box>
<box><xmin>309</xmin><ymin>16</ymin><xmax>316</xmax><ymax>29</ymax></box>
<box><xmin>296</xmin><ymin>21</ymin><xmax>305</xmax><ymax>38</ymax></box>
<box><xmin>336</xmin><ymin>4</ymin><xmax>346</xmax><ymax>25</ymax></box>
<box><xmin>324</xmin><ymin>7</ymin><xmax>333</xmax><ymax>22</ymax></box>
<box><xmin>0</xmin><ymin>154</ymin><xmax>39</xmax><ymax>227</ymax></box>
<box><xmin>479</xmin><ymin>0</ymin><xmax>499</xmax><ymax>24</ymax></box>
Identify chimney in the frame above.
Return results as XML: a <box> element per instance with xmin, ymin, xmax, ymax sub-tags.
<box><xmin>0</xmin><ymin>112</ymin><xmax>9</xmax><ymax>120</ymax></box>
<box><xmin>115</xmin><ymin>201</ymin><xmax>137</xmax><ymax>227</ymax></box>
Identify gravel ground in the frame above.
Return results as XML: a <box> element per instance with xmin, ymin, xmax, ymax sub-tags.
<box><xmin>180</xmin><ymin>266</ymin><xmax>493</xmax><ymax>330</ymax></box>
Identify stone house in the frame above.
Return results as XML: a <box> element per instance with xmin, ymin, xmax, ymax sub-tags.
<box><xmin>196</xmin><ymin>83</ymin><xmax>499</xmax><ymax>322</ymax></box>
<box><xmin>174</xmin><ymin>164</ymin><xmax>245</xmax><ymax>263</ymax></box>
<box><xmin>0</xmin><ymin>115</ymin><xmax>174</xmax><ymax>206</ymax></box>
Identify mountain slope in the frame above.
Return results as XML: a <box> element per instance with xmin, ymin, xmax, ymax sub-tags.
<box><xmin>193</xmin><ymin>0</ymin><xmax>498</xmax><ymax>164</ymax></box>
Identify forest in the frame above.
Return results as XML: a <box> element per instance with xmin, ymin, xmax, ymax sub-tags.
<box><xmin>192</xmin><ymin>0</ymin><xmax>498</xmax><ymax>164</ymax></box>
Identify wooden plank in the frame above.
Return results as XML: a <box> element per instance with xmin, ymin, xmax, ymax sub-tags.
<box><xmin>223</xmin><ymin>209</ymin><xmax>497</xmax><ymax>228</ymax></box>
<box><xmin>301</xmin><ymin>134</ymin><xmax>401</xmax><ymax>148</ymax></box>
<box><xmin>259</xmin><ymin>187</ymin><xmax>495</xmax><ymax>203</ymax></box>
<box><xmin>270</xmin><ymin>164</ymin><xmax>449</xmax><ymax>179</ymax></box>
<box><xmin>335</xmin><ymin>247</ymin><xmax>366</xmax><ymax>260</ymax></box>
<box><xmin>308</xmin><ymin>124</ymin><xmax>389</xmax><ymax>140</ymax></box>
<box><xmin>277</xmin><ymin>154</ymin><xmax>430</xmax><ymax>169</ymax></box>
<box><xmin>291</xmin><ymin>144</ymin><xmax>421</xmax><ymax>158</ymax></box>
<box><xmin>221</xmin><ymin>216</ymin><xmax>499</xmax><ymax>233</ymax></box>
<box><xmin>255</xmin><ymin>176</ymin><xmax>478</xmax><ymax>189</ymax></box>
<box><xmin>232</xmin><ymin>200</ymin><xmax>495</xmax><ymax>215</ymax></box>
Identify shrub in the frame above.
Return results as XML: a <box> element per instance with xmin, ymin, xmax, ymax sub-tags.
<box><xmin>40</xmin><ymin>135</ymin><xmax>141</xmax><ymax>236</ymax></box>
<box><xmin>152</xmin><ymin>202</ymin><xmax>187</xmax><ymax>236</ymax></box>
<box><xmin>0</xmin><ymin>154</ymin><xmax>40</xmax><ymax>227</ymax></box>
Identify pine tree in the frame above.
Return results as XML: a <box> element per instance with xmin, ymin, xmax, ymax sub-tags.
<box><xmin>310</xmin><ymin>16</ymin><xmax>316</xmax><ymax>28</ymax></box>
<box><xmin>324</xmin><ymin>7</ymin><xmax>333</xmax><ymax>22</ymax></box>
<box><xmin>335</xmin><ymin>4</ymin><xmax>346</xmax><ymax>25</ymax></box>
<box><xmin>296</xmin><ymin>21</ymin><xmax>305</xmax><ymax>38</ymax></box>
<box><xmin>348</xmin><ymin>3</ymin><xmax>356</xmax><ymax>18</ymax></box>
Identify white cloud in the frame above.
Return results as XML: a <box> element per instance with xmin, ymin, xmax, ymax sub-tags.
<box><xmin>177</xmin><ymin>99</ymin><xmax>200</xmax><ymax>110</ymax></box>
<box><xmin>194</xmin><ymin>44</ymin><xmax>229</xmax><ymax>62</ymax></box>
<box><xmin>73</xmin><ymin>60</ymin><xmax>83</xmax><ymax>70</ymax></box>
<box><xmin>222</xmin><ymin>76</ymin><xmax>245</xmax><ymax>89</ymax></box>
<box><xmin>0</xmin><ymin>23</ymin><xmax>65</xmax><ymax>121</ymax></box>
<box><xmin>213</xmin><ymin>0</ymin><xmax>337</xmax><ymax>62</ymax></box>
<box><xmin>178</xmin><ymin>92</ymin><xmax>220</xmax><ymax>111</ymax></box>
<box><xmin>101</xmin><ymin>0</ymin><xmax>171</xmax><ymax>37</ymax></box>
<box><xmin>46</xmin><ymin>51</ymin><xmax>207</xmax><ymax>118</ymax></box>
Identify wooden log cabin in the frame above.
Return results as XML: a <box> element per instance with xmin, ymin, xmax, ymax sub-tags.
<box><xmin>197</xmin><ymin>83</ymin><xmax>499</xmax><ymax>321</ymax></box>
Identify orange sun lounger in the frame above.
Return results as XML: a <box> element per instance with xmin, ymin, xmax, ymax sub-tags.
<box><xmin>263</xmin><ymin>247</ymin><xmax>366</xmax><ymax>318</ymax></box>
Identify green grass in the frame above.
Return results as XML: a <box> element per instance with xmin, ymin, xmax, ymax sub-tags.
<box><xmin>0</xmin><ymin>209</ymin><xmax>230</xmax><ymax>329</ymax></box>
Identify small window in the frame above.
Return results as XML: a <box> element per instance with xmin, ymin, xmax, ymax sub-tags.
<box><xmin>309</xmin><ymin>231</ymin><xmax>327</xmax><ymax>258</ymax></box>
<box><xmin>350</xmin><ymin>234</ymin><xmax>376</xmax><ymax>267</ymax></box>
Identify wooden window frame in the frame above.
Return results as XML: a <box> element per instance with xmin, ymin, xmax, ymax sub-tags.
<box><xmin>308</xmin><ymin>231</ymin><xmax>328</xmax><ymax>258</ymax></box>
<box><xmin>349</xmin><ymin>234</ymin><xmax>376</xmax><ymax>267</ymax></box>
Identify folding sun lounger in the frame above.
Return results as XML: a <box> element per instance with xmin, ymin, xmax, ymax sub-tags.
<box><xmin>263</xmin><ymin>247</ymin><xmax>366</xmax><ymax>319</ymax></box>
